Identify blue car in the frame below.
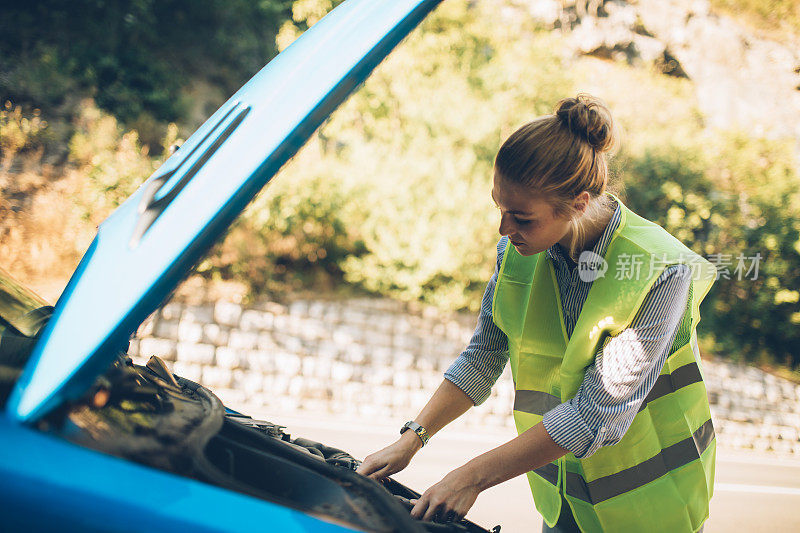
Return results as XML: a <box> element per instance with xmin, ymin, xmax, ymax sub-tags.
<box><xmin>0</xmin><ymin>1</ymin><xmax>501</xmax><ymax>531</ymax></box>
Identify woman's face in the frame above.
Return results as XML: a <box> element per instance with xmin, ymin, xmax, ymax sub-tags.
<box><xmin>491</xmin><ymin>173</ymin><xmax>573</xmax><ymax>256</ymax></box>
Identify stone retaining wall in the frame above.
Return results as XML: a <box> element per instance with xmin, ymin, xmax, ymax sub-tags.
<box><xmin>129</xmin><ymin>297</ymin><xmax>800</xmax><ymax>455</ymax></box>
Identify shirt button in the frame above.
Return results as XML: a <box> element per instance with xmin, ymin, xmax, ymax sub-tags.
<box><xmin>600</xmin><ymin>426</ymin><xmax>607</xmax><ymax>433</ymax></box>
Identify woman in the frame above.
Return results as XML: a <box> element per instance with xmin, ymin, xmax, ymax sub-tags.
<box><xmin>356</xmin><ymin>94</ymin><xmax>716</xmax><ymax>533</ymax></box>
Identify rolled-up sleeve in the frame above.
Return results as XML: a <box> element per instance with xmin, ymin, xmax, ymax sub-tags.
<box><xmin>444</xmin><ymin>238</ymin><xmax>510</xmax><ymax>405</ymax></box>
<box><xmin>542</xmin><ymin>264</ymin><xmax>692</xmax><ymax>458</ymax></box>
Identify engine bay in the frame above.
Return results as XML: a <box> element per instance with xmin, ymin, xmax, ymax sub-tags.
<box><xmin>34</xmin><ymin>354</ymin><xmax>500</xmax><ymax>533</ymax></box>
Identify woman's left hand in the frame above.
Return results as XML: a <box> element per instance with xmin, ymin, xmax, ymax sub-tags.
<box><xmin>409</xmin><ymin>465</ymin><xmax>483</xmax><ymax>523</ymax></box>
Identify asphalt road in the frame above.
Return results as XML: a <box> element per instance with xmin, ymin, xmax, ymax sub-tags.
<box><xmin>253</xmin><ymin>411</ymin><xmax>800</xmax><ymax>532</ymax></box>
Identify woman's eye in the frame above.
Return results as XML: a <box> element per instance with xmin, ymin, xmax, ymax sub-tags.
<box><xmin>514</xmin><ymin>217</ymin><xmax>535</xmax><ymax>226</ymax></box>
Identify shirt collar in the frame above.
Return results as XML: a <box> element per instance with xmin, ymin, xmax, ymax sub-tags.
<box><xmin>546</xmin><ymin>197</ymin><xmax>621</xmax><ymax>266</ymax></box>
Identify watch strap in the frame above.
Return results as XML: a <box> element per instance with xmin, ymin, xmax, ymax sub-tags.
<box><xmin>400</xmin><ymin>420</ymin><xmax>430</xmax><ymax>446</ymax></box>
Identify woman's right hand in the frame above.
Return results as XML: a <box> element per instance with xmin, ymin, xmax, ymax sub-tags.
<box><xmin>356</xmin><ymin>431</ymin><xmax>423</xmax><ymax>481</ymax></box>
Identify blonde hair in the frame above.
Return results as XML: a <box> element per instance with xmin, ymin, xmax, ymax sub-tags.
<box><xmin>494</xmin><ymin>93</ymin><xmax>619</xmax><ymax>260</ymax></box>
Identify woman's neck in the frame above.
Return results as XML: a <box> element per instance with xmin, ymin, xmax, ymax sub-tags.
<box><xmin>558</xmin><ymin>198</ymin><xmax>616</xmax><ymax>258</ymax></box>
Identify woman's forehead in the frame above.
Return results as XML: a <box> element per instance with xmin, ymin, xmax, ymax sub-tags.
<box><xmin>491</xmin><ymin>175</ymin><xmax>553</xmax><ymax>216</ymax></box>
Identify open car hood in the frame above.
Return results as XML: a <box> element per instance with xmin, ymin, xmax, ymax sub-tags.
<box><xmin>9</xmin><ymin>0</ymin><xmax>442</xmax><ymax>423</ymax></box>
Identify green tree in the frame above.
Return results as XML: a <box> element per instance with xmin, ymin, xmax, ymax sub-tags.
<box><xmin>0</xmin><ymin>0</ymin><xmax>292</xmax><ymax>128</ymax></box>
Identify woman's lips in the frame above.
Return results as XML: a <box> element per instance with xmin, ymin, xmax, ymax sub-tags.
<box><xmin>510</xmin><ymin>239</ymin><xmax>525</xmax><ymax>247</ymax></box>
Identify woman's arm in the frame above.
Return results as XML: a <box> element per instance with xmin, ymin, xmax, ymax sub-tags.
<box><xmin>356</xmin><ymin>239</ymin><xmax>510</xmax><ymax>479</ymax></box>
<box><xmin>356</xmin><ymin>379</ymin><xmax>476</xmax><ymax>479</ymax></box>
<box><xmin>409</xmin><ymin>421</ymin><xmax>567</xmax><ymax>522</ymax></box>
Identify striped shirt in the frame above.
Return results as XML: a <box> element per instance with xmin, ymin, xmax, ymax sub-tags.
<box><xmin>444</xmin><ymin>200</ymin><xmax>692</xmax><ymax>459</ymax></box>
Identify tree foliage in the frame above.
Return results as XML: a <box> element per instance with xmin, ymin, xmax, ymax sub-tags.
<box><xmin>0</xmin><ymin>0</ymin><xmax>292</xmax><ymax>127</ymax></box>
<box><xmin>216</xmin><ymin>1</ymin><xmax>573</xmax><ymax>309</ymax></box>
<box><xmin>623</xmin><ymin>135</ymin><xmax>800</xmax><ymax>365</ymax></box>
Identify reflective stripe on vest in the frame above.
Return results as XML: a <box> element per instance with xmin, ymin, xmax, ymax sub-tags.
<box><xmin>513</xmin><ymin>361</ymin><xmax>704</xmax><ymax>418</ymax></box>
<box><xmin>537</xmin><ymin>418</ymin><xmax>715</xmax><ymax>505</ymax></box>
<box><xmin>638</xmin><ymin>361</ymin><xmax>703</xmax><ymax>413</ymax></box>
<box><xmin>514</xmin><ymin>390</ymin><xmax>561</xmax><ymax>416</ymax></box>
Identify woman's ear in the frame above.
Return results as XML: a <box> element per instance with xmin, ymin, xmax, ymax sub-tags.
<box><xmin>572</xmin><ymin>191</ymin><xmax>591</xmax><ymax>216</ymax></box>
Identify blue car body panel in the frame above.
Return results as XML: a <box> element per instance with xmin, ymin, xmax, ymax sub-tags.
<box><xmin>0</xmin><ymin>417</ymin><xmax>352</xmax><ymax>532</ymax></box>
<box><xmin>9</xmin><ymin>0</ymin><xmax>443</xmax><ymax>423</ymax></box>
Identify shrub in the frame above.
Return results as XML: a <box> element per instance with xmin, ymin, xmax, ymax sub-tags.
<box><xmin>0</xmin><ymin>101</ymin><xmax>48</xmax><ymax>167</ymax></box>
<box><xmin>622</xmin><ymin>133</ymin><xmax>800</xmax><ymax>366</ymax></box>
<box><xmin>68</xmin><ymin>100</ymin><xmax>178</xmax><ymax>225</ymax></box>
<box><xmin>203</xmin><ymin>152</ymin><xmax>367</xmax><ymax>297</ymax></box>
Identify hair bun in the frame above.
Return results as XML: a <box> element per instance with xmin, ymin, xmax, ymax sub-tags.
<box><xmin>555</xmin><ymin>94</ymin><xmax>617</xmax><ymax>153</ymax></box>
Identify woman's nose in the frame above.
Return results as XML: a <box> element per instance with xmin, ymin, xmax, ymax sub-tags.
<box><xmin>498</xmin><ymin>213</ymin><xmax>513</xmax><ymax>237</ymax></box>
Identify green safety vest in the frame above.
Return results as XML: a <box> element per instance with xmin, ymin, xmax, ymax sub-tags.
<box><xmin>493</xmin><ymin>193</ymin><xmax>717</xmax><ymax>532</ymax></box>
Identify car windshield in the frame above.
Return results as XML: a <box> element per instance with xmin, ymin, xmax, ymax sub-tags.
<box><xmin>0</xmin><ymin>269</ymin><xmax>53</xmax><ymax>402</ymax></box>
<box><xmin>0</xmin><ymin>267</ymin><xmax>52</xmax><ymax>339</ymax></box>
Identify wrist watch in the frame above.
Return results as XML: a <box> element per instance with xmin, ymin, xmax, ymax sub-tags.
<box><xmin>400</xmin><ymin>420</ymin><xmax>430</xmax><ymax>446</ymax></box>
